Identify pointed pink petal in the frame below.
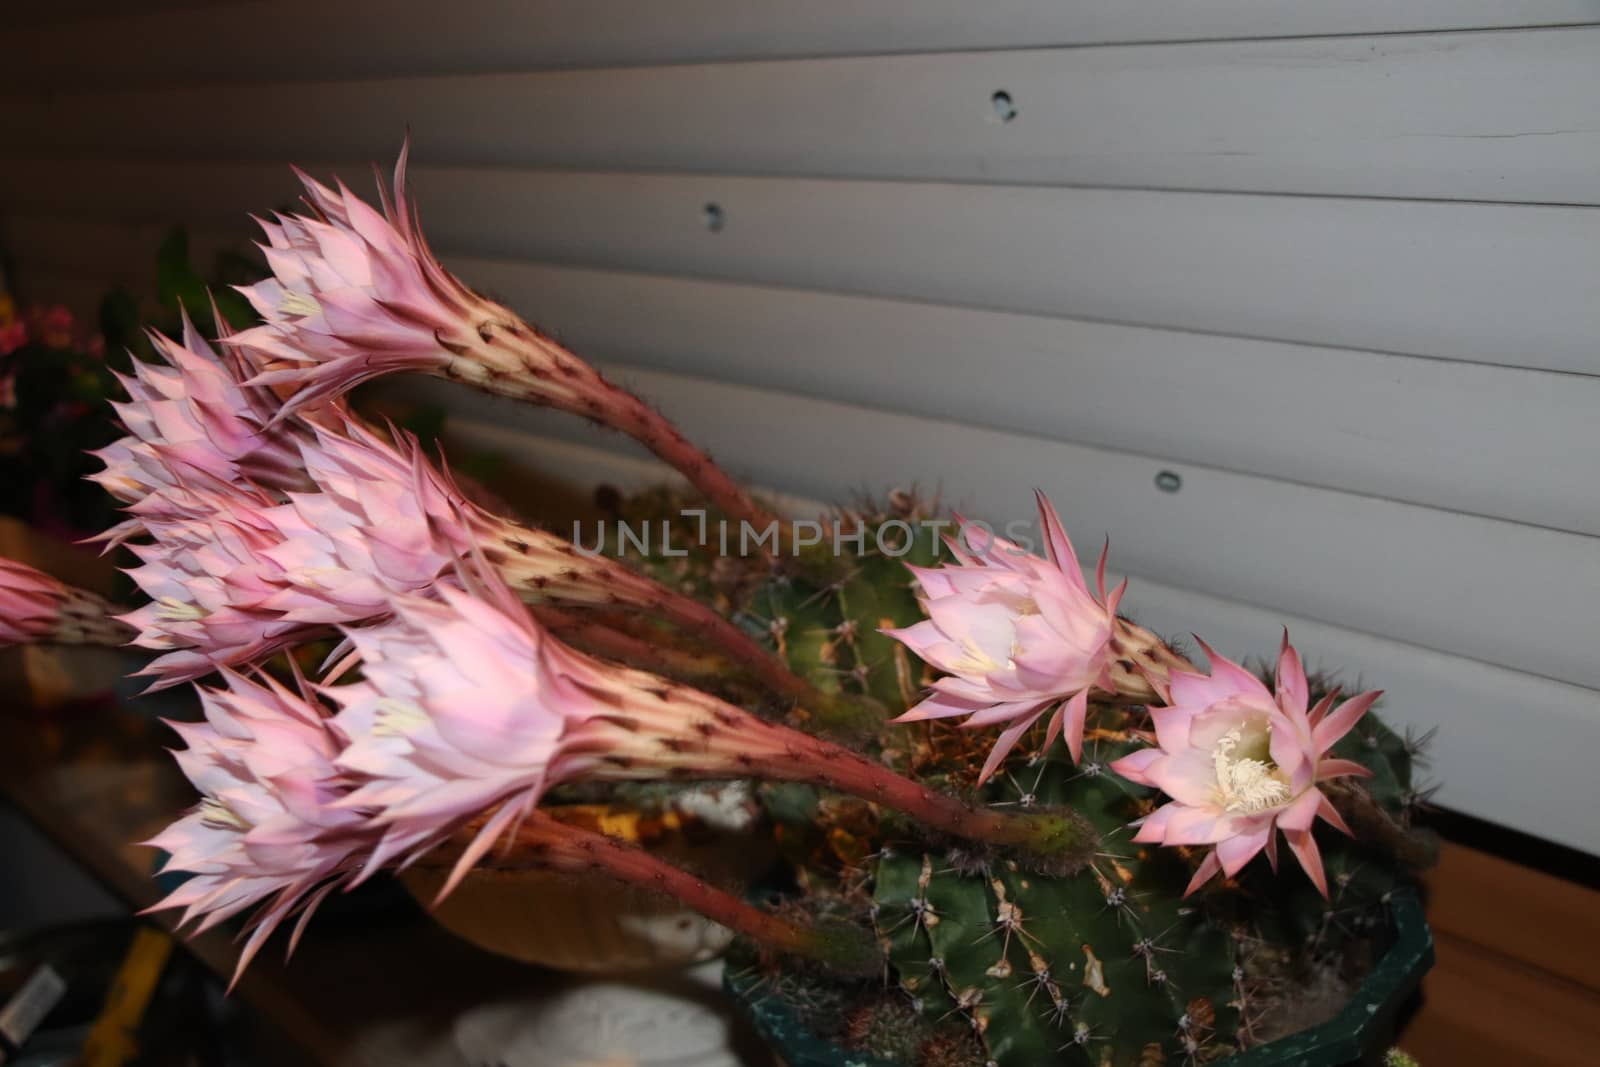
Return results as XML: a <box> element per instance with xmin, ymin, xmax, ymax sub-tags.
<box><xmin>1184</xmin><ymin>851</ymin><xmax>1224</xmax><ymax>896</ymax></box>
<box><xmin>1284</xmin><ymin>829</ymin><xmax>1329</xmax><ymax>898</ymax></box>
<box><xmin>1060</xmin><ymin>687</ymin><xmax>1089</xmax><ymax>764</ymax></box>
<box><xmin>1275</xmin><ymin>631</ymin><xmax>1309</xmax><ymax>717</ymax></box>
<box><xmin>1312</xmin><ymin>690</ymin><xmax>1382</xmax><ymax>753</ymax></box>
<box><xmin>1315</xmin><ymin>791</ymin><xmax>1354</xmax><ymax>838</ymax></box>
<box><xmin>977</xmin><ymin>712</ymin><xmax>1041</xmax><ymax>786</ymax></box>
<box><xmin>1315</xmin><ymin>758</ymin><xmax>1373</xmax><ymax>782</ymax></box>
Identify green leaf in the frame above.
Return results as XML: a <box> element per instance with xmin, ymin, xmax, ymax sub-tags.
<box><xmin>155</xmin><ymin>227</ymin><xmax>209</xmax><ymax>319</ymax></box>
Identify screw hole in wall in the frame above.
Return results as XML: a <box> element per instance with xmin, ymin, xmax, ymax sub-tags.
<box><xmin>1155</xmin><ymin>470</ymin><xmax>1182</xmax><ymax>494</ymax></box>
<box><xmin>990</xmin><ymin>90</ymin><xmax>1018</xmax><ymax>123</ymax></box>
<box><xmin>702</xmin><ymin>202</ymin><xmax>726</xmax><ymax>233</ymax></box>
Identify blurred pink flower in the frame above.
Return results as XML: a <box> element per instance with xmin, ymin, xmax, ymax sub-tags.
<box><xmin>884</xmin><ymin>492</ymin><xmax>1124</xmax><ymax>782</ymax></box>
<box><xmin>0</xmin><ymin>556</ymin><xmax>130</xmax><ymax>647</ymax></box>
<box><xmin>1109</xmin><ymin>634</ymin><xmax>1380</xmax><ymax>897</ymax></box>
<box><xmin>28</xmin><ymin>305</ymin><xmax>75</xmax><ymax>349</ymax></box>
<box><xmin>0</xmin><ymin>557</ymin><xmax>69</xmax><ymax>645</ymax></box>
<box><xmin>0</xmin><ymin>321</ymin><xmax>24</xmax><ymax>358</ymax></box>
<box><xmin>143</xmin><ymin>670</ymin><xmax>373</xmax><ymax>982</ymax></box>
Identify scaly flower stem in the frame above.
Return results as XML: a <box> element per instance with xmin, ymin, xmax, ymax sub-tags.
<box><xmin>530</xmin><ymin>605</ymin><xmax>727</xmax><ymax>682</ymax></box>
<box><xmin>443</xmin><ymin>328</ymin><xmax>784</xmax><ymax>562</ymax></box>
<box><xmin>746</xmin><ymin>728</ymin><xmax>1098</xmax><ymax>869</ymax></box>
<box><xmin>604</xmin><ymin>693</ymin><xmax>1097</xmax><ymax>872</ymax></box>
<box><xmin>53</xmin><ymin>589</ymin><xmax>135</xmax><ymax>647</ymax></box>
<box><xmin>1324</xmin><ymin>780</ymin><xmax>1440</xmax><ymax>870</ymax></box>
<box><xmin>455</xmin><ymin>810</ymin><xmax>881</xmax><ymax>975</ymax></box>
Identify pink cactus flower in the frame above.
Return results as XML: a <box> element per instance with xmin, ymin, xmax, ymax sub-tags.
<box><xmin>91</xmin><ymin>311</ymin><xmax>313</xmax><ymax>545</ymax></box>
<box><xmin>115</xmin><ymin>424</ymin><xmax>467</xmax><ymax>688</ymax></box>
<box><xmin>327</xmin><ymin>561</ymin><xmax>1099</xmax><ymax>902</ymax></box>
<box><xmin>884</xmin><ymin>492</ymin><xmax>1126</xmax><ymax>782</ymax></box>
<box><xmin>324</xmin><ymin>570</ymin><xmax>768</xmax><ymax>900</ymax></box>
<box><xmin>117</xmin><ymin>413</ymin><xmax>787</xmax><ymax>691</ymax></box>
<box><xmin>228</xmin><ymin>142</ymin><xmax>496</xmax><ymax>415</ymax></box>
<box><xmin>226</xmin><ymin>144</ymin><xmax>782</xmax><ymax>550</ymax></box>
<box><xmin>0</xmin><ymin>557</ymin><xmax>70</xmax><ymax>645</ymax></box>
<box><xmin>119</xmin><ymin>484</ymin><xmax>318</xmax><ymax>686</ymax></box>
<box><xmin>143</xmin><ymin>670</ymin><xmax>373</xmax><ymax>980</ymax></box>
<box><xmin>275</xmin><ymin>422</ymin><xmax>810</xmax><ymax>705</ymax></box>
<box><xmin>1109</xmin><ymin>634</ymin><xmax>1381</xmax><ymax>897</ymax></box>
<box><xmin>0</xmin><ymin>556</ymin><xmax>131</xmax><ymax>647</ymax></box>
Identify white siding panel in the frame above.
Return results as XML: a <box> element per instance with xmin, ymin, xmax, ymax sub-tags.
<box><xmin>5</xmin><ymin>1</ymin><xmax>1599</xmax><ymax>85</ymax></box>
<box><xmin>461</xmin><ymin>258</ymin><xmax>1600</xmax><ymax>539</ymax></box>
<box><xmin>10</xmin><ymin>214</ymin><xmax>1594</xmax><ymax>537</ymax></box>
<box><xmin>3</xmin><ymin>160</ymin><xmax>1599</xmax><ymax>376</ymax></box>
<box><xmin>432</xmin><ymin>416</ymin><xmax>1600</xmax><ymax>856</ymax></box>
<box><xmin>6</xmin><ymin>28</ymin><xmax>1600</xmax><ymax>203</ymax></box>
<box><xmin>372</xmin><ymin>370</ymin><xmax>1600</xmax><ymax>692</ymax></box>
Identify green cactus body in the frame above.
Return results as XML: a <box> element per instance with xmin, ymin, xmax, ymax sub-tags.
<box><xmin>870</xmin><ymin>742</ymin><xmax>1241</xmax><ymax>1066</ymax></box>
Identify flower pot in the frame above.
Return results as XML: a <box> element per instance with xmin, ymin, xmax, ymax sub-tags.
<box><xmin>725</xmin><ymin>889</ymin><xmax>1433</xmax><ymax>1066</ymax></box>
<box><xmin>402</xmin><ymin>787</ymin><xmax>775</xmax><ymax>974</ymax></box>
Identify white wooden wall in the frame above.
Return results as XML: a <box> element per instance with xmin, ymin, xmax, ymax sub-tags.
<box><xmin>3</xmin><ymin>2</ymin><xmax>1598</xmax><ymax>851</ymax></box>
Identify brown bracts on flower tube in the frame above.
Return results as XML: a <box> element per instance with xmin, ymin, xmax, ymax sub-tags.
<box><xmin>1105</xmin><ymin>617</ymin><xmax>1200</xmax><ymax>704</ymax></box>
<box><xmin>227</xmin><ymin>142</ymin><xmax>784</xmax><ymax>560</ymax></box>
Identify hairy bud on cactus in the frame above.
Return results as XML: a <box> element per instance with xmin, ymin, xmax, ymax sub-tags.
<box><xmin>842</xmin><ymin>996</ymin><xmax>930</xmax><ymax>1062</ymax></box>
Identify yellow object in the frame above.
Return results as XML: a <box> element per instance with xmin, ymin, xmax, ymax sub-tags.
<box><xmin>76</xmin><ymin>926</ymin><xmax>174</xmax><ymax>1067</ymax></box>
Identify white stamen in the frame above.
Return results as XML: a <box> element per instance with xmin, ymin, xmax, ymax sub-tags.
<box><xmin>198</xmin><ymin>797</ymin><xmax>248</xmax><ymax>831</ymax></box>
<box><xmin>372</xmin><ymin>697</ymin><xmax>431</xmax><ymax>737</ymax></box>
<box><xmin>156</xmin><ymin>596</ymin><xmax>206</xmax><ymax>622</ymax></box>
<box><xmin>280</xmin><ymin>290</ymin><xmax>322</xmax><ymax>318</ymax></box>
<box><xmin>950</xmin><ymin>637</ymin><xmax>1007</xmax><ymax>676</ymax></box>
<box><xmin>1212</xmin><ymin>726</ymin><xmax>1290</xmax><ymax>814</ymax></box>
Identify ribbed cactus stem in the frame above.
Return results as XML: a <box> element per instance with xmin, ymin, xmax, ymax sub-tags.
<box><xmin>469</xmin><ymin>810</ymin><xmax>881</xmax><ymax>975</ymax></box>
<box><xmin>441</xmin><ymin>324</ymin><xmax>782</xmax><ymax>561</ymax></box>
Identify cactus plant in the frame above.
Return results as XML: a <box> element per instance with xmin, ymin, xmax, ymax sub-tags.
<box><xmin>24</xmin><ymin>146</ymin><xmax>1439</xmax><ymax>1067</ymax></box>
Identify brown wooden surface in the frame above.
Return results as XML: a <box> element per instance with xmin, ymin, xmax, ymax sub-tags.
<box><xmin>1401</xmin><ymin>842</ymin><xmax>1600</xmax><ymax>1065</ymax></box>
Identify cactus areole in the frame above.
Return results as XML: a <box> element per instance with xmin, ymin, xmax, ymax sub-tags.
<box><xmin>0</xmin><ymin>143</ymin><xmax>1438</xmax><ymax>1066</ymax></box>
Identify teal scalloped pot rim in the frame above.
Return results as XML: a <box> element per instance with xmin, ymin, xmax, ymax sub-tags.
<box><xmin>725</xmin><ymin>889</ymin><xmax>1433</xmax><ymax>1067</ymax></box>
